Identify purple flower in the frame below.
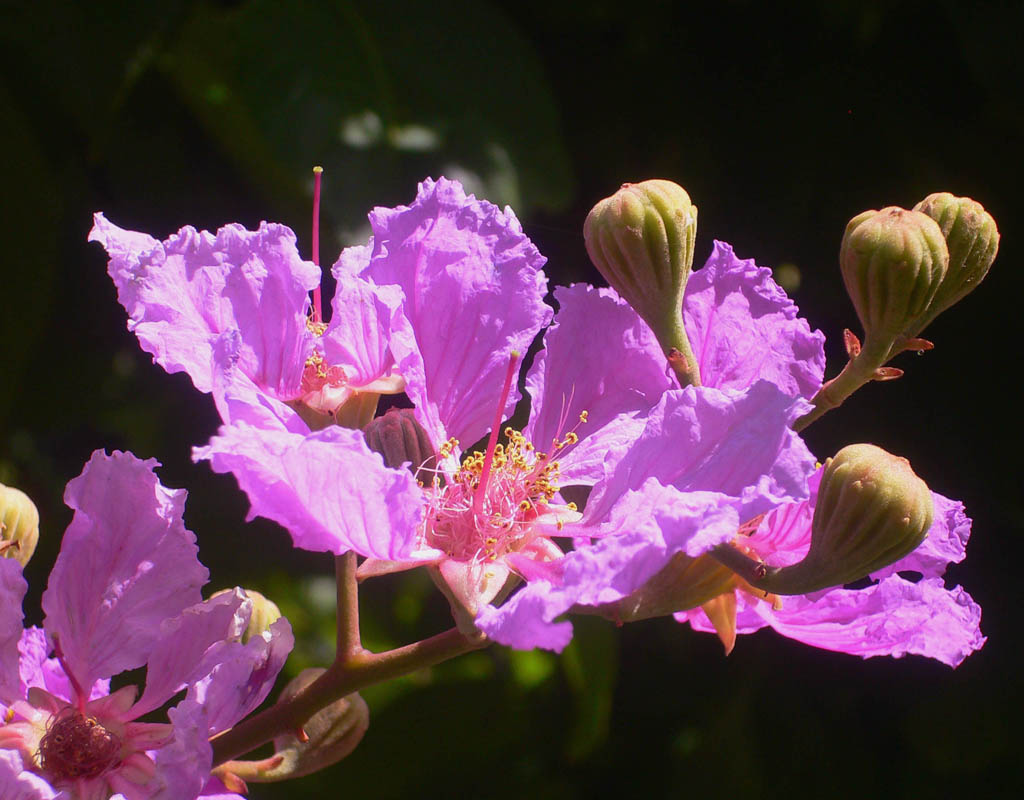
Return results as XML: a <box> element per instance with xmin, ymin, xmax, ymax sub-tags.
<box><xmin>0</xmin><ymin>451</ymin><xmax>293</xmax><ymax>799</ymax></box>
<box><xmin>90</xmin><ymin>213</ymin><xmax>408</xmax><ymax>433</ymax></box>
<box><xmin>194</xmin><ymin>184</ymin><xmax>821</xmax><ymax>650</ymax></box>
<box><xmin>676</xmin><ymin>469</ymin><xmax>985</xmax><ymax>666</ymax></box>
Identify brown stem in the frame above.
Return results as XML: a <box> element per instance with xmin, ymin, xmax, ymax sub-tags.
<box><xmin>335</xmin><ymin>552</ymin><xmax>361</xmax><ymax>660</ymax></box>
<box><xmin>209</xmin><ymin>627</ymin><xmax>488</xmax><ymax>766</ymax></box>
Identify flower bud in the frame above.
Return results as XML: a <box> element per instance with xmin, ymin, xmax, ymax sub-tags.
<box><xmin>757</xmin><ymin>444</ymin><xmax>934</xmax><ymax>595</ymax></box>
<box><xmin>840</xmin><ymin>207</ymin><xmax>948</xmax><ymax>357</ymax></box>
<box><xmin>261</xmin><ymin>669</ymin><xmax>370</xmax><ymax>781</ymax></box>
<box><xmin>912</xmin><ymin>192</ymin><xmax>999</xmax><ymax>317</ymax></box>
<box><xmin>211</xmin><ymin>588</ymin><xmax>282</xmax><ymax>643</ymax></box>
<box><xmin>1</xmin><ymin>482</ymin><xmax>40</xmax><ymax>567</ymax></box>
<box><xmin>584</xmin><ymin>180</ymin><xmax>701</xmax><ymax>385</ymax></box>
<box><xmin>363</xmin><ymin>407</ymin><xmax>437</xmax><ymax>478</ymax></box>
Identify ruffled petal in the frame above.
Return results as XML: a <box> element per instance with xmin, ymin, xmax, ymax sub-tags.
<box><xmin>42</xmin><ymin>451</ymin><xmax>207</xmax><ymax>694</ymax></box>
<box><xmin>586</xmin><ymin>383</ymin><xmax>816</xmax><ymax>526</ymax></box>
<box><xmin>195</xmin><ymin>425</ymin><xmax>432</xmax><ymax>559</ymax></box>
<box><xmin>91</xmin><ymin>213</ymin><xmax>318</xmax><ymax>398</ymax></box>
<box><xmin>132</xmin><ymin>591</ymin><xmax>250</xmax><ymax>718</ymax></box>
<box><xmin>751</xmin><ymin>576</ymin><xmax>985</xmax><ymax>667</ymax></box>
<box><xmin>340</xmin><ymin>177</ymin><xmax>552</xmax><ymax>447</ymax></box>
<box><xmin>524</xmin><ymin>284</ymin><xmax>672</xmax><ymax>484</ymax></box>
<box><xmin>478</xmin><ymin>486</ymin><xmax>739</xmax><ymax>651</ymax></box>
<box><xmin>0</xmin><ymin>558</ymin><xmax>26</xmax><ymax>705</ymax></box>
<box><xmin>872</xmin><ymin>492</ymin><xmax>971</xmax><ymax>580</ymax></box>
<box><xmin>684</xmin><ymin>241</ymin><xmax>825</xmax><ymax>398</ymax></box>
<box><xmin>17</xmin><ymin>627</ymin><xmax>110</xmax><ymax>704</ymax></box>
<box><xmin>153</xmin><ymin>695</ymin><xmax>214</xmax><ymax>800</ymax></box>
<box><xmin>0</xmin><ymin>749</ymin><xmax>56</xmax><ymax>799</ymax></box>
<box><xmin>182</xmin><ymin>617</ymin><xmax>294</xmax><ymax>736</ymax></box>
<box><xmin>323</xmin><ymin>276</ymin><xmax>410</xmax><ymax>387</ymax></box>
<box><xmin>210</xmin><ymin>331</ymin><xmax>307</xmax><ymax>432</ymax></box>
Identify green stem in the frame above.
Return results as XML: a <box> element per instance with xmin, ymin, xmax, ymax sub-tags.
<box><xmin>793</xmin><ymin>350</ymin><xmax>883</xmax><ymax>432</ymax></box>
<box><xmin>662</xmin><ymin>314</ymin><xmax>701</xmax><ymax>389</ymax></box>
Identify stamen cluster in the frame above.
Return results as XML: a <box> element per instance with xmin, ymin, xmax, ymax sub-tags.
<box><xmin>425</xmin><ymin>427</ymin><xmax>580</xmax><ymax>562</ymax></box>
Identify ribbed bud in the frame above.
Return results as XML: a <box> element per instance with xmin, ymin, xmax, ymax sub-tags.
<box><xmin>212</xmin><ymin>588</ymin><xmax>282</xmax><ymax>643</ymax></box>
<box><xmin>758</xmin><ymin>444</ymin><xmax>933</xmax><ymax>595</ymax></box>
<box><xmin>363</xmin><ymin>408</ymin><xmax>437</xmax><ymax>477</ymax></box>
<box><xmin>584</xmin><ymin>180</ymin><xmax>701</xmax><ymax>385</ymax></box>
<box><xmin>259</xmin><ymin>668</ymin><xmax>369</xmax><ymax>780</ymax></box>
<box><xmin>1</xmin><ymin>482</ymin><xmax>40</xmax><ymax>567</ymax></box>
<box><xmin>840</xmin><ymin>207</ymin><xmax>948</xmax><ymax>356</ymax></box>
<box><xmin>913</xmin><ymin>192</ymin><xmax>999</xmax><ymax>317</ymax></box>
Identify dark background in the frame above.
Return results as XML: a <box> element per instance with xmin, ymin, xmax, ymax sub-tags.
<box><xmin>1</xmin><ymin>1</ymin><xmax>1021</xmax><ymax>797</ymax></box>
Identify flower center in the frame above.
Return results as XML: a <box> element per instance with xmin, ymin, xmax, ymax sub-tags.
<box><xmin>424</xmin><ymin>426</ymin><xmax>578</xmax><ymax>561</ymax></box>
<box><xmin>38</xmin><ymin>707</ymin><xmax>121</xmax><ymax>781</ymax></box>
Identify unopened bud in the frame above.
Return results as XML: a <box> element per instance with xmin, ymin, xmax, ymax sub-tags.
<box><xmin>584</xmin><ymin>180</ymin><xmax>701</xmax><ymax>386</ymax></box>
<box><xmin>256</xmin><ymin>668</ymin><xmax>369</xmax><ymax>781</ymax></box>
<box><xmin>756</xmin><ymin>444</ymin><xmax>933</xmax><ymax>595</ymax></box>
<box><xmin>913</xmin><ymin>192</ymin><xmax>999</xmax><ymax>318</ymax></box>
<box><xmin>840</xmin><ymin>207</ymin><xmax>948</xmax><ymax>357</ymax></box>
<box><xmin>1</xmin><ymin>482</ymin><xmax>40</xmax><ymax>567</ymax></box>
<box><xmin>364</xmin><ymin>408</ymin><xmax>437</xmax><ymax>478</ymax></box>
<box><xmin>211</xmin><ymin>588</ymin><xmax>282</xmax><ymax>643</ymax></box>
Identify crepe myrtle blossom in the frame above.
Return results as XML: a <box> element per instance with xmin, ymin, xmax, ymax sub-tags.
<box><xmin>0</xmin><ymin>451</ymin><xmax>293</xmax><ymax>799</ymax></box>
<box><xmin>192</xmin><ymin>180</ymin><xmax>824</xmax><ymax>647</ymax></box>
<box><xmin>90</xmin><ymin>197</ymin><xmax>411</xmax><ymax>434</ymax></box>
<box><xmin>673</xmin><ymin>469</ymin><xmax>985</xmax><ymax>667</ymax></box>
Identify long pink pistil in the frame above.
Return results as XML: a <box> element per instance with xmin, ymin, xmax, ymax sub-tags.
<box><xmin>311</xmin><ymin>165</ymin><xmax>324</xmax><ymax>324</ymax></box>
<box><xmin>473</xmin><ymin>350</ymin><xmax>521</xmax><ymax>516</ymax></box>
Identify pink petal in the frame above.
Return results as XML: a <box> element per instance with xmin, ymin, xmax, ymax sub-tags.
<box><xmin>340</xmin><ymin>177</ymin><xmax>552</xmax><ymax>447</ymax></box>
<box><xmin>185</xmin><ymin>617</ymin><xmax>294</xmax><ymax>736</ymax></box>
<box><xmin>91</xmin><ymin>213</ymin><xmax>318</xmax><ymax>398</ymax></box>
<box><xmin>0</xmin><ymin>749</ymin><xmax>56</xmax><ymax>799</ymax></box>
<box><xmin>0</xmin><ymin>558</ymin><xmax>26</xmax><ymax>705</ymax></box>
<box><xmin>685</xmin><ymin>240</ymin><xmax>825</xmax><ymax>398</ymax></box>
<box><xmin>42</xmin><ymin>451</ymin><xmax>207</xmax><ymax>694</ymax></box>
<box><xmin>871</xmin><ymin>492</ymin><xmax>971</xmax><ymax>580</ymax></box>
<box><xmin>524</xmin><ymin>284</ymin><xmax>672</xmax><ymax>484</ymax></box>
<box><xmin>17</xmin><ymin>627</ymin><xmax>110</xmax><ymax>704</ymax></box>
<box><xmin>585</xmin><ymin>383</ymin><xmax>815</xmax><ymax>526</ymax></box>
<box><xmin>195</xmin><ymin>424</ymin><xmax>432</xmax><ymax>559</ymax></box>
<box><xmin>754</xmin><ymin>575</ymin><xmax>985</xmax><ymax>667</ymax></box>
<box><xmin>323</xmin><ymin>276</ymin><xmax>409</xmax><ymax>387</ymax></box>
<box><xmin>132</xmin><ymin>591</ymin><xmax>250</xmax><ymax>717</ymax></box>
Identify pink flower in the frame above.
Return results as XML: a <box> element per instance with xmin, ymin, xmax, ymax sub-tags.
<box><xmin>196</xmin><ymin>194</ymin><xmax>821</xmax><ymax>649</ymax></box>
<box><xmin>675</xmin><ymin>469</ymin><xmax>985</xmax><ymax>666</ymax></box>
<box><xmin>0</xmin><ymin>452</ymin><xmax>292</xmax><ymax>799</ymax></box>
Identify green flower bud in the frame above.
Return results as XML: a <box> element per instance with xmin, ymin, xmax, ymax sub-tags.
<box><xmin>583</xmin><ymin>180</ymin><xmax>701</xmax><ymax>386</ymax></box>
<box><xmin>363</xmin><ymin>408</ymin><xmax>437</xmax><ymax>478</ymax></box>
<box><xmin>912</xmin><ymin>192</ymin><xmax>999</xmax><ymax>318</ymax></box>
<box><xmin>1</xmin><ymin>482</ymin><xmax>39</xmax><ymax>567</ymax></box>
<box><xmin>757</xmin><ymin>444</ymin><xmax>933</xmax><ymax>595</ymax></box>
<box><xmin>840</xmin><ymin>207</ymin><xmax>948</xmax><ymax>358</ymax></box>
<box><xmin>263</xmin><ymin>669</ymin><xmax>370</xmax><ymax>781</ymax></box>
<box><xmin>211</xmin><ymin>588</ymin><xmax>282</xmax><ymax>643</ymax></box>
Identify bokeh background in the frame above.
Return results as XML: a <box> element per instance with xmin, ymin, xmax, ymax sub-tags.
<box><xmin>2</xmin><ymin>1</ymin><xmax>1021</xmax><ymax>797</ymax></box>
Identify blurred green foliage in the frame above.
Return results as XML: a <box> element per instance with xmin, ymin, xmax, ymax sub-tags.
<box><xmin>1</xmin><ymin>0</ymin><xmax>1022</xmax><ymax>797</ymax></box>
